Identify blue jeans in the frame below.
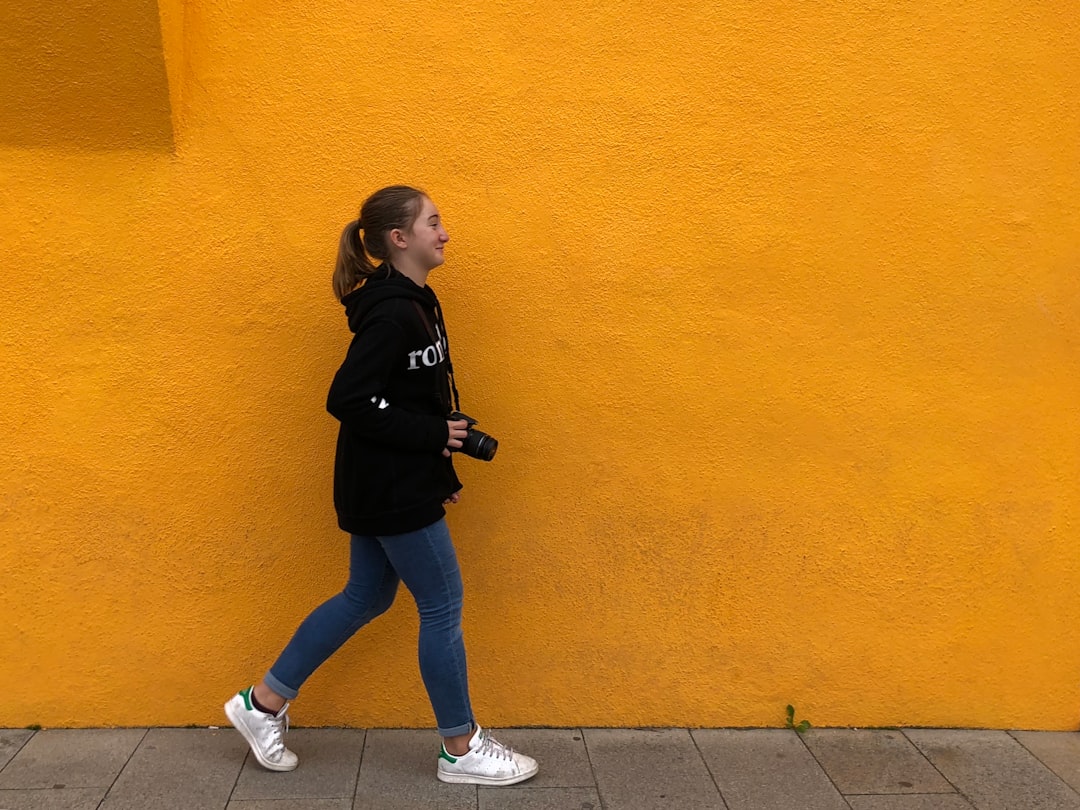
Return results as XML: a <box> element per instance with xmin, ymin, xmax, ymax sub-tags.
<box><xmin>263</xmin><ymin>518</ymin><xmax>474</xmax><ymax>737</ymax></box>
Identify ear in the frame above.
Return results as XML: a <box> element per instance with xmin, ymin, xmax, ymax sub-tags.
<box><xmin>388</xmin><ymin>227</ymin><xmax>409</xmax><ymax>250</ymax></box>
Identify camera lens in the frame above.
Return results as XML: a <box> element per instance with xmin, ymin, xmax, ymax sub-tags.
<box><xmin>462</xmin><ymin>429</ymin><xmax>498</xmax><ymax>461</ymax></box>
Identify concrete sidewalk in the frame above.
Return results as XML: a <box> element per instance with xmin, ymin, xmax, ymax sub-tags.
<box><xmin>2</xmin><ymin>726</ymin><xmax>1080</xmax><ymax>810</ymax></box>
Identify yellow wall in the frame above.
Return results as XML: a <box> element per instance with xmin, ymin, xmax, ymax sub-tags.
<box><xmin>1</xmin><ymin>0</ymin><xmax>1078</xmax><ymax>729</ymax></box>
<box><xmin>0</xmin><ymin>0</ymin><xmax>173</xmax><ymax>150</ymax></box>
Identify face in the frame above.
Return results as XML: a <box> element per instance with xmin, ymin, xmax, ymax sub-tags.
<box><xmin>404</xmin><ymin>196</ymin><xmax>450</xmax><ymax>271</ymax></box>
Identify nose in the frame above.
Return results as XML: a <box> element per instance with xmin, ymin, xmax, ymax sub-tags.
<box><xmin>440</xmin><ymin>227</ymin><xmax>450</xmax><ymax>243</ymax></box>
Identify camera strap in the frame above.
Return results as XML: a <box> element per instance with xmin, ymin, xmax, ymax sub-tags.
<box><xmin>410</xmin><ymin>299</ymin><xmax>461</xmax><ymax>414</ymax></box>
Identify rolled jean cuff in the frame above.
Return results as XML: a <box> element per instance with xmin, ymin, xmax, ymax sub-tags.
<box><xmin>438</xmin><ymin>720</ymin><xmax>473</xmax><ymax>738</ymax></box>
<box><xmin>263</xmin><ymin>670</ymin><xmax>299</xmax><ymax>700</ymax></box>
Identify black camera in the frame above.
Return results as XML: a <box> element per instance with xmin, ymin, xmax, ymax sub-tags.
<box><xmin>449</xmin><ymin>411</ymin><xmax>498</xmax><ymax>461</ymax></box>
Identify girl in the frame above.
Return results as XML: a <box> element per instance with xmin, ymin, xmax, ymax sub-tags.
<box><xmin>224</xmin><ymin>185</ymin><xmax>538</xmax><ymax>786</ymax></box>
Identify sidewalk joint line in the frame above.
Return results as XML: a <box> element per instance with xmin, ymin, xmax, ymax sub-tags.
<box><xmin>225</xmin><ymin>741</ymin><xmax>250</xmax><ymax>807</ymax></box>
<box><xmin>900</xmin><ymin>729</ymin><xmax>979</xmax><ymax>809</ymax></box>
<box><xmin>0</xmin><ymin>729</ymin><xmax>37</xmax><ymax>778</ymax></box>
<box><xmin>348</xmin><ymin>728</ymin><xmax>367</xmax><ymax>805</ymax></box>
<box><xmin>688</xmin><ymin>729</ymin><xmax>731</xmax><ymax>810</ymax></box>
<box><xmin>1007</xmin><ymin>730</ymin><xmax>1080</xmax><ymax>802</ymax></box>
<box><xmin>795</xmin><ymin>727</ymin><xmax>855</xmax><ymax>808</ymax></box>
<box><xmin>580</xmin><ymin>728</ymin><xmax>608</xmax><ymax>810</ymax></box>
<box><xmin>843</xmin><ymin>791</ymin><xmax>964</xmax><ymax>796</ymax></box>
<box><xmin>95</xmin><ymin>727</ymin><xmax>149</xmax><ymax>810</ymax></box>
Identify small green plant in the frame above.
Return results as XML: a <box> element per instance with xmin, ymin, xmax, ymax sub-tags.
<box><xmin>785</xmin><ymin>705</ymin><xmax>811</xmax><ymax>733</ymax></box>
<box><xmin>25</xmin><ymin>724</ymin><xmax>42</xmax><ymax>731</ymax></box>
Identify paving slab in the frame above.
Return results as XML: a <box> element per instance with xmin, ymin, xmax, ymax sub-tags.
<box><xmin>353</xmin><ymin>729</ymin><xmax>476</xmax><ymax>810</ymax></box>
<box><xmin>0</xmin><ymin>731</ymin><xmax>35</xmax><ymax>772</ymax></box>
<box><xmin>484</xmin><ymin>729</ymin><xmax>594</xmax><ymax>788</ymax></box>
<box><xmin>905</xmin><ymin>729</ymin><xmax>1080</xmax><ymax>810</ymax></box>
<box><xmin>585</xmin><ymin>728</ymin><xmax>722</xmax><ymax>810</ymax></box>
<box><xmin>0</xmin><ymin>787</ymin><xmax>106</xmax><ymax>810</ymax></box>
<box><xmin>692</xmin><ymin>729</ymin><xmax>848</xmax><ymax>810</ymax></box>
<box><xmin>478</xmin><ymin>786</ymin><xmax>601</xmax><ymax>810</ymax></box>
<box><xmin>99</xmin><ymin>728</ymin><xmax>245</xmax><ymax>810</ymax></box>
<box><xmin>802</xmin><ymin>729</ymin><xmax>954</xmax><ymax>794</ymax></box>
<box><xmin>0</xmin><ymin>730</ymin><xmax>146</xmax><ymax>790</ymax></box>
<box><xmin>233</xmin><ymin>728</ymin><xmax>365</xmax><ymax>801</ymax></box>
<box><xmin>1011</xmin><ymin>733</ymin><xmax>1080</xmax><ymax>796</ymax></box>
<box><xmin>846</xmin><ymin>796</ymin><xmax>975</xmax><ymax>810</ymax></box>
<box><xmin>228</xmin><ymin>800</ymin><xmax>352</xmax><ymax>810</ymax></box>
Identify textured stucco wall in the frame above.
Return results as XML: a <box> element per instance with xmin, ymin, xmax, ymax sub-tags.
<box><xmin>1</xmin><ymin>1</ymin><xmax>1078</xmax><ymax>729</ymax></box>
<box><xmin>0</xmin><ymin>0</ymin><xmax>172</xmax><ymax>149</ymax></box>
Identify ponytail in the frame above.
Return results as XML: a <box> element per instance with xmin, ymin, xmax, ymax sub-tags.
<box><xmin>332</xmin><ymin>185</ymin><xmax>427</xmax><ymax>300</ymax></box>
<box><xmin>332</xmin><ymin>219</ymin><xmax>377</xmax><ymax>300</ymax></box>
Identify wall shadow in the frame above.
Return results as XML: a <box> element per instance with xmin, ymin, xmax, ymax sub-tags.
<box><xmin>0</xmin><ymin>0</ymin><xmax>173</xmax><ymax>150</ymax></box>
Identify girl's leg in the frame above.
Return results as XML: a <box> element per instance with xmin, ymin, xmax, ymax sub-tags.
<box><xmin>226</xmin><ymin>533</ymin><xmax>399</xmax><ymax>772</ymax></box>
<box><xmin>263</xmin><ymin>533</ymin><xmax>400</xmax><ymax>702</ymax></box>
<box><xmin>378</xmin><ymin>519</ymin><xmax>540</xmax><ymax>786</ymax></box>
<box><xmin>378</xmin><ymin>519</ymin><xmax>474</xmax><ymax>740</ymax></box>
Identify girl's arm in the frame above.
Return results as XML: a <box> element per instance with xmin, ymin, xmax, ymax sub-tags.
<box><xmin>326</xmin><ymin>314</ymin><xmax>448</xmax><ymax>452</ymax></box>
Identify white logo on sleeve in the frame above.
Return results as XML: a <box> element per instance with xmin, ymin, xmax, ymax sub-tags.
<box><xmin>370</xmin><ymin>396</ymin><xmax>389</xmax><ymax>409</ymax></box>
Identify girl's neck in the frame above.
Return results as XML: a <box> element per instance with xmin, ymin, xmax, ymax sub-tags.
<box><xmin>388</xmin><ymin>259</ymin><xmax>429</xmax><ymax>288</ymax></box>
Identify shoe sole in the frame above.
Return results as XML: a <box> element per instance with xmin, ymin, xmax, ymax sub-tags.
<box><xmin>224</xmin><ymin>700</ymin><xmax>298</xmax><ymax>772</ymax></box>
<box><xmin>437</xmin><ymin>764</ymin><xmax>539</xmax><ymax>786</ymax></box>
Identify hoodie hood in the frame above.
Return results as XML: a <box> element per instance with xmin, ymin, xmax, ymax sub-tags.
<box><xmin>342</xmin><ymin>265</ymin><xmax>439</xmax><ymax>333</ymax></box>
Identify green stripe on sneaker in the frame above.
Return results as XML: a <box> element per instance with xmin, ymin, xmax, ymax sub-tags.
<box><xmin>439</xmin><ymin>747</ymin><xmax>458</xmax><ymax>764</ymax></box>
<box><xmin>239</xmin><ymin>686</ymin><xmax>253</xmax><ymax>711</ymax></box>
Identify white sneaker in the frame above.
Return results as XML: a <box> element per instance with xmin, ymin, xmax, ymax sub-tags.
<box><xmin>437</xmin><ymin>725</ymin><xmax>539</xmax><ymax>786</ymax></box>
<box><xmin>224</xmin><ymin>686</ymin><xmax>299</xmax><ymax>772</ymax></box>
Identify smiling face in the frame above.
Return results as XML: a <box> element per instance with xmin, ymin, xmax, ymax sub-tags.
<box><xmin>405</xmin><ymin>196</ymin><xmax>450</xmax><ymax>272</ymax></box>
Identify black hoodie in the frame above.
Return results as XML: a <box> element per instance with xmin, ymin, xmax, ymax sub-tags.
<box><xmin>326</xmin><ymin>265</ymin><xmax>462</xmax><ymax>535</ymax></box>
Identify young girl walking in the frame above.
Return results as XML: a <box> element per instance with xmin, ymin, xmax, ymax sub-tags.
<box><xmin>224</xmin><ymin>185</ymin><xmax>538</xmax><ymax>786</ymax></box>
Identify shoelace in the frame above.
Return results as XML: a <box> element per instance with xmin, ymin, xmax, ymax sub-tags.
<box><xmin>476</xmin><ymin>731</ymin><xmax>514</xmax><ymax>761</ymax></box>
<box><xmin>265</xmin><ymin>711</ymin><xmax>290</xmax><ymax>758</ymax></box>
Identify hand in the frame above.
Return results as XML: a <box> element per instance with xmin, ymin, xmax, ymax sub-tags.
<box><xmin>442</xmin><ymin>419</ymin><xmax>469</xmax><ymax>458</ymax></box>
<box><xmin>443</xmin><ymin>491</ymin><xmax>462</xmax><ymax>505</ymax></box>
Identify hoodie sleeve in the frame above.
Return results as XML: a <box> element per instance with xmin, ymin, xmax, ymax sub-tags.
<box><xmin>326</xmin><ymin>312</ymin><xmax>448</xmax><ymax>452</ymax></box>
